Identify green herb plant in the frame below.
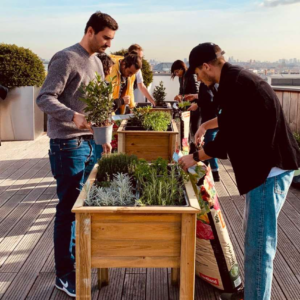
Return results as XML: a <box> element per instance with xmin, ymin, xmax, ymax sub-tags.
<box><xmin>178</xmin><ymin>101</ymin><xmax>191</xmax><ymax>111</ymax></box>
<box><xmin>129</xmin><ymin>106</ymin><xmax>151</xmax><ymax>126</ymax></box>
<box><xmin>143</xmin><ymin>111</ymin><xmax>171</xmax><ymax>131</ymax></box>
<box><xmin>85</xmin><ymin>173</ymin><xmax>136</xmax><ymax>206</ymax></box>
<box><xmin>97</xmin><ymin>153</ymin><xmax>138</xmax><ymax>182</ymax></box>
<box><xmin>79</xmin><ymin>73</ymin><xmax>115</xmax><ymax>127</ymax></box>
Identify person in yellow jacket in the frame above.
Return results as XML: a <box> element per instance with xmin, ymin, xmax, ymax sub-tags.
<box><xmin>106</xmin><ymin>53</ymin><xmax>142</xmax><ymax>114</ymax></box>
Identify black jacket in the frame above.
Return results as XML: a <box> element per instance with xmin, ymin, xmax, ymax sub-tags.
<box><xmin>197</xmin><ymin>83</ymin><xmax>219</xmax><ymax>124</ymax></box>
<box><xmin>203</xmin><ymin>63</ymin><xmax>300</xmax><ymax>195</ymax></box>
<box><xmin>179</xmin><ymin>74</ymin><xmax>199</xmax><ymax>96</ymax></box>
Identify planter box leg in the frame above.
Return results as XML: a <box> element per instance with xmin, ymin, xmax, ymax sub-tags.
<box><xmin>171</xmin><ymin>268</ymin><xmax>180</xmax><ymax>286</ymax></box>
<box><xmin>180</xmin><ymin>214</ymin><xmax>196</xmax><ymax>300</ymax></box>
<box><xmin>76</xmin><ymin>214</ymin><xmax>92</xmax><ymax>300</ymax></box>
<box><xmin>98</xmin><ymin>268</ymin><xmax>109</xmax><ymax>289</ymax></box>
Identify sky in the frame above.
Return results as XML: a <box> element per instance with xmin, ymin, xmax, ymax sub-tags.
<box><xmin>1</xmin><ymin>0</ymin><xmax>300</xmax><ymax>62</ymax></box>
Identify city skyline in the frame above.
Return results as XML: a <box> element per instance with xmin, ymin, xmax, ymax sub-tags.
<box><xmin>2</xmin><ymin>0</ymin><xmax>300</xmax><ymax>62</ymax></box>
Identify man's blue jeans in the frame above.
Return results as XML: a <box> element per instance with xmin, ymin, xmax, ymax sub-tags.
<box><xmin>204</xmin><ymin>129</ymin><xmax>219</xmax><ymax>171</ymax></box>
<box><xmin>49</xmin><ymin>137</ymin><xmax>102</xmax><ymax>277</ymax></box>
<box><xmin>244</xmin><ymin>170</ymin><xmax>294</xmax><ymax>300</ymax></box>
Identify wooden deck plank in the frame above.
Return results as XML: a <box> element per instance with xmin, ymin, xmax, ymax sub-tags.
<box><xmin>146</xmin><ymin>268</ymin><xmax>168</xmax><ymax>300</ymax></box>
<box><xmin>0</xmin><ymin>197</ymin><xmax>56</xmax><ymax>273</ymax></box>
<box><xmin>98</xmin><ymin>269</ymin><xmax>126</xmax><ymax>300</ymax></box>
<box><xmin>122</xmin><ymin>273</ymin><xmax>146</xmax><ymax>300</ymax></box>
<box><xmin>0</xmin><ymin>273</ymin><xmax>17</xmax><ymax>299</ymax></box>
<box><xmin>25</xmin><ymin>272</ymin><xmax>56</xmax><ymax>300</ymax></box>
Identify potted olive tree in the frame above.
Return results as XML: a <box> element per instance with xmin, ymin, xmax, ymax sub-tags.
<box><xmin>80</xmin><ymin>73</ymin><xmax>114</xmax><ymax>145</ymax></box>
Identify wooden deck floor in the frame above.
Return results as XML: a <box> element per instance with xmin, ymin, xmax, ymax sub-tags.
<box><xmin>1</xmin><ymin>134</ymin><xmax>300</xmax><ymax>300</ymax></box>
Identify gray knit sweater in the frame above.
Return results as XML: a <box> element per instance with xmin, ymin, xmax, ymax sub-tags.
<box><xmin>36</xmin><ymin>43</ymin><xmax>104</xmax><ymax>139</ymax></box>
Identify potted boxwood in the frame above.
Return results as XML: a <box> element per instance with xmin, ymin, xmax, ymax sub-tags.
<box><xmin>80</xmin><ymin>73</ymin><xmax>114</xmax><ymax>145</ymax></box>
<box><xmin>72</xmin><ymin>154</ymin><xmax>200</xmax><ymax>300</ymax></box>
<box><xmin>0</xmin><ymin>43</ymin><xmax>46</xmax><ymax>141</ymax></box>
<box><xmin>117</xmin><ymin>107</ymin><xmax>178</xmax><ymax>161</ymax></box>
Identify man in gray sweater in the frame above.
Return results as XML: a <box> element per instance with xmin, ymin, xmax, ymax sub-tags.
<box><xmin>36</xmin><ymin>11</ymin><xmax>118</xmax><ymax>298</ymax></box>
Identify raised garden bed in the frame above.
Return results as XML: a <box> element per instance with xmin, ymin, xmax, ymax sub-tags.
<box><xmin>117</xmin><ymin>119</ymin><xmax>178</xmax><ymax>161</ymax></box>
<box><xmin>72</xmin><ymin>156</ymin><xmax>200</xmax><ymax>300</ymax></box>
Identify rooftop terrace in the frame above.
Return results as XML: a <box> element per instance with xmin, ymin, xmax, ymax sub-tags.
<box><xmin>0</xmin><ymin>134</ymin><xmax>300</xmax><ymax>299</ymax></box>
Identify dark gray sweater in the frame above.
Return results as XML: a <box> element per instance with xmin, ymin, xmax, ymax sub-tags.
<box><xmin>36</xmin><ymin>43</ymin><xmax>104</xmax><ymax>139</ymax></box>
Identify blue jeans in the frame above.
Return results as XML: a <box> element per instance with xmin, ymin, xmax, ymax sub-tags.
<box><xmin>244</xmin><ymin>170</ymin><xmax>294</xmax><ymax>300</ymax></box>
<box><xmin>204</xmin><ymin>129</ymin><xmax>219</xmax><ymax>171</ymax></box>
<box><xmin>49</xmin><ymin>137</ymin><xmax>102</xmax><ymax>277</ymax></box>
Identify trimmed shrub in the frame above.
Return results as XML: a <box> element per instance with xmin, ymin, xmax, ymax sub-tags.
<box><xmin>0</xmin><ymin>43</ymin><xmax>45</xmax><ymax>88</ymax></box>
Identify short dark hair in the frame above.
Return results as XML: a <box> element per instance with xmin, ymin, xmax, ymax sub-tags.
<box><xmin>97</xmin><ymin>53</ymin><xmax>115</xmax><ymax>76</ymax></box>
<box><xmin>128</xmin><ymin>44</ymin><xmax>143</xmax><ymax>53</ymax></box>
<box><xmin>171</xmin><ymin>60</ymin><xmax>187</xmax><ymax>79</ymax></box>
<box><xmin>123</xmin><ymin>54</ymin><xmax>142</xmax><ymax>70</ymax></box>
<box><xmin>85</xmin><ymin>11</ymin><xmax>118</xmax><ymax>34</ymax></box>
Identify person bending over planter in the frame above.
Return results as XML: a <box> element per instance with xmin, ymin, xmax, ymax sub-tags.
<box><xmin>36</xmin><ymin>12</ymin><xmax>118</xmax><ymax>298</ymax></box>
<box><xmin>179</xmin><ymin>43</ymin><xmax>300</xmax><ymax>300</ymax></box>
<box><xmin>107</xmin><ymin>52</ymin><xmax>142</xmax><ymax>114</ymax></box>
<box><xmin>171</xmin><ymin>60</ymin><xmax>200</xmax><ymax>154</ymax></box>
<box><xmin>184</xmin><ymin>83</ymin><xmax>221</xmax><ymax>182</ymax></box>
<box><xmin>97</xmin><ymin>53</ymin><xmax>130</xmax><ymax>111</ymax></box>
<box><xmin>127</xmin><ymin>44</ymin><xmax>156</xmax><ymax>107</ymax></box>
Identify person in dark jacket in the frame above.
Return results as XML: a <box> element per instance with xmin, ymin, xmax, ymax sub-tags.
<box><xmin>184</xmin><ymin>83</ymin><xmax>220</xmax><ymax>181</ymax></box>
<box><xmin>179</xmin><ymin>43</ymin><xmax>300</xmax><ymax>300</ymax></box>
<box><xmin>171</xmin><ymin>60</ymin><xmax>200</xmax><ymax>153</ymax></box>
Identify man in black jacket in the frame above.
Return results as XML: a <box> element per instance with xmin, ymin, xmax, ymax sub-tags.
<box><xmin>179</xmin><ymin>43</ymin><xmax>300</xmax><ymax>300</ymax></box>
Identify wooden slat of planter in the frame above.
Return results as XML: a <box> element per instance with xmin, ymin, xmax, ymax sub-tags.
<box><xmin>180</xmin><ymin>214</ymin><xmax>197</xmax><ymax>300</ymax></box>
<box><xmin>91</xmin><ymin>222</ymin><xmax>181</xmax><ymax>241</ymax></box>
<box><xmin>92</xmin><ymin>213</ymin><xmax>182</xmax><ymax>223</ymax></box>
<box><xmin>91</xmin><ymin>239</ymin><xmax>181</xmax><ymax>257</ymax></box>
<box><xmin>76</xmin><ymin>213</ymin><xmax>92</xmax><ymax>300</ymax></box>
<box><xmin>92</xmin><ymin>256</ymin><xmax>180</xmax><ymax>268</ymax></box>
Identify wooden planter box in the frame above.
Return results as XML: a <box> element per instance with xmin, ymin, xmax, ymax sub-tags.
<box><xmin>117</xmin><ymin>119</ymin><xmax>178</xmax><ymax>161</ymax></box>
<box><xmin>72</xmin><ymin>164</ymin><xmax>200</xmax><ymax>300</ymax></box>
<box><xmin>151</xmin><ymin>102</ymin><xmax>173</xmax><ymax>115</ymax></box>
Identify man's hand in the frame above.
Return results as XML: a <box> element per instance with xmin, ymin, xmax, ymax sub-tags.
<box><xmin>122</xmin><ymin>95</ymin><xmax>130</xmax><ymax>105</ymax></box>
<box><xmin>102</xmin><ymin>143</ymin><xmax>112</xmax><ymax>154</ymax></box>
<box><xmin>73</xmin><ymin>112</ymin><xmax>92</xmax><ymax>132</ymax></box>
<box><xmin>195</xmin><ymin>124</ymin><xmax>207</xmax><ymax>146</ymax></box>
<box><xmin>187</xmin><ymin>103</ymin><xmax>198</xmax><ymax>111</ymax></box>
<box><xmin>150</xmin><ymin>100</ymin><xmax>156</xmax><ymax>107</ymax></box>
<box><xmin>183</xmin><ymin>94</ymin><xmax>198</xmax><ymax>102</ymax></box>
<box><xmin>178</xmin><ymin>154</ymin><xmax>197</xmax><ymax>172</ymax></box>
<box><xmin>174</xmin><ymin>95</ymin><xmax>183</xmax><ymax>102</ymax></box>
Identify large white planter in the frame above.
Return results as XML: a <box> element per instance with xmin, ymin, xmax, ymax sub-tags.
<box><xmin>0</xmin><ymin>86</ymin><xmax>44</xmax><ymax>141</ymax></box>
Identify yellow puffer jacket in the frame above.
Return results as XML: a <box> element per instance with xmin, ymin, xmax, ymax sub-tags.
<box><xmin>106</xmin><ymin>55</ymin><xmax>136</xmax><ymax>114</ymax></box>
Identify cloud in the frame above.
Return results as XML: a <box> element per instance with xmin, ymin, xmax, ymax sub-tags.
<box><xmin>261</xmin><ymin>0</ymin><xmax>300</xmax><ymax>7</ymax></box>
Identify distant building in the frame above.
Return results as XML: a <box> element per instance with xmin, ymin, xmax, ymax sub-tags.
<box><xmin>153</xmin><ymin>62</ymin><xmax>173</xmax><ymax>73</ymax></box>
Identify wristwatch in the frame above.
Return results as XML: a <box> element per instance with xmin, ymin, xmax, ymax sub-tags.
<box><xmin>193</xmin><ymin>151</ymin><xmax>200</xmax><ymax>162</ymax></box>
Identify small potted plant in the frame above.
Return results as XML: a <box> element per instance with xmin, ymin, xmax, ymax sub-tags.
<box><xmin>153</xmin><ymin>81</ymin><xmax>167</xmax><ymax>107</ymax></box>
<box><xmin>80</xmin><ymin>73</ymin><xmax>114</xmax><ymax>145</ymax></box>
